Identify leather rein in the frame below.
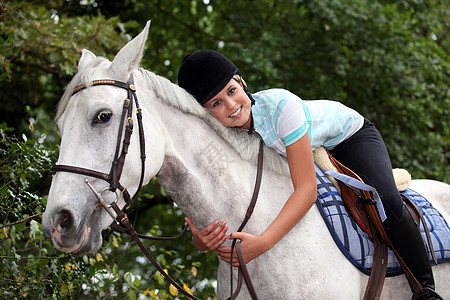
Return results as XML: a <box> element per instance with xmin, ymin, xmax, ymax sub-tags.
<box><xmin>51</xmin><ymin>75</ymin><xmax>264</xmax><ymax>300</ymax></box>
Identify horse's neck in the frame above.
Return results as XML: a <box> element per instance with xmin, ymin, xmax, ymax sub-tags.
<box><xmin>149</xmin><ymin>92</ymin><xmax>257</xmax><ymax>230</ymax></box>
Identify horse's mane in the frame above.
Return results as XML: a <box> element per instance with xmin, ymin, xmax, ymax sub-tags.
<box><xmin>138</xmin><ymin>69</ymin><xmax>289</xmax><ymax>176</ymax></box>
<box><xmin>55</xmin><ymin>57</ymin><xmax>289</xmax><ymax>176</ymax></box>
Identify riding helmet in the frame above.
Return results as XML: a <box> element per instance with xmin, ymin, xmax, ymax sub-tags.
<box><xmin>178</xmin><ymin>50</ymin><xmax>239</xmax><ymax>105</ymax></box>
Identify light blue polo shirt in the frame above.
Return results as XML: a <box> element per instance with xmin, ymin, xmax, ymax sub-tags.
<box><xmin>251</xmin><ymin>89</ymin><xmax>364</xmax><ymax>156</ymax></box>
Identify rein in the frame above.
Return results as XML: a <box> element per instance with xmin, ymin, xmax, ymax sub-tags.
<box><xmin>227</xmin><ymin>139</ymin><xmax>264</xmax><ymax>300</ymax></box>
<box><xmin>51</xmin><ymin>75</ymin><xmax>265</xmax><ymax>299</ymax></box>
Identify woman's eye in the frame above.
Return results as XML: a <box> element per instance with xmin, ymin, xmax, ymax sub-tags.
<box><xmin>228</xmin><ymin>88</ymin><xmax>236</xmax><ymax>95</ymax></box>
<box><xmin>94</xmin><ymin>112</ymin><xmax>112</xmax><ymax>123</ymax></box>
<box><xmin>212</xmin><ymin>100</ymin><xmax>221</xmax><ymax>107</ymax></box>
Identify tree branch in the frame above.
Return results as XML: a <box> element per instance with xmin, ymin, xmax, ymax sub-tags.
<box><xmin>0</xmin><ymin>255</ymin><xmax>69</xmax><ymax>259</ymax></box>
<box><xmin>2</xmin><ymin>3</ymin><xmax>57</xmax><ymax>38</ymax></box>
<box><xmin>0</xmin><ymin>213</ymin><xmax>42</xmax><ymax>229</ymax></box>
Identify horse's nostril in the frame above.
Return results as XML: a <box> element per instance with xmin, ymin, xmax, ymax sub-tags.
<box><xmin>61</xmin><ymin>211</ymin><xmax>70</xmax><ymax>226</ymax></box>
<box><xmin>55</xmin><ymin>210</ymin><xmax>72</xmax><ymax>228</ymax></box>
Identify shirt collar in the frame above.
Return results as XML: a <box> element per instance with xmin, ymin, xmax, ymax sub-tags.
<box><xmin>250</xmin><ymin>95</ymin><xmax>264</xmax><ymax>129</ymax></box>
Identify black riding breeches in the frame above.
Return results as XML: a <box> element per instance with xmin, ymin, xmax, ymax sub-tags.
<box><xmin>329</xmin><ymin>118</ymin><xmax>403</xmax><ymax>228</ymax></box>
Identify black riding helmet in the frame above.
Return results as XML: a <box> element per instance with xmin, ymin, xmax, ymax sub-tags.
<box><xmin>178</xmin><ymin>50</ymin><xmax>239</xmax><ymax>105</ymax></box>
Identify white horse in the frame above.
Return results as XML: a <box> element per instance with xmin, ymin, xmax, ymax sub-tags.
<box><xmin>42</xmin><ymin>22</ymin><xmax>450</xmax><ymax>299</ymax></box>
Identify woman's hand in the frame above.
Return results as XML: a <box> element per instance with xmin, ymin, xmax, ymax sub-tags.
<box><xmin>185</xmin><ymin>217</ymin><xmax>228</xmax><ymax>251</ymax></box>
<box><xmin>215</xmin><ymin>232</ymin><xmax>269</xmax><ymax>267</ymax></box>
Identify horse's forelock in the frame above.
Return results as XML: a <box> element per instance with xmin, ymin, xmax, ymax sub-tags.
<box><xmin>55</xmin><ymin>58</ymin><xmax>112</xmax><ymax>122</ymax></box>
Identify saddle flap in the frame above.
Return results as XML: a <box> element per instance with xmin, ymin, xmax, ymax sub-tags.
<box><xmin>327</xmin><ymin>153</ymin><xmax>388</xmax><ymax>240</ymax></box>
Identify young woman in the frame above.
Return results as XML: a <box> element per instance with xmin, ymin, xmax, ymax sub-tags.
<box><xmin>177</xmin><ymin>50</ymin><xmax>441</xmax><ymax>299</ymax></box>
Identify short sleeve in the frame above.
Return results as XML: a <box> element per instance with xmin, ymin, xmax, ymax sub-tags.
<box><xmin>276</xmin><ymin>91</ymin><xmax>309</xmax><ymax>146</ymax></box>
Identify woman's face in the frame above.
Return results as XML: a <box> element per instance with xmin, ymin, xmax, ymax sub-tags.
<box><xmin>203</xmin><ymin>79</ymin><xmax>252</xmax><ymax>129</ymax></box>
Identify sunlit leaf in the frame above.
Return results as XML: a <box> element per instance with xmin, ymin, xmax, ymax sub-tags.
<box><xmin>169</xmin><ymin>284</ymin><xmax>179</xmax><ymax>296</ymax></box>
<box><xmin>183</xmin><ymin>283</ymin><xmax>194</xmax><ymax>295</ymax></box>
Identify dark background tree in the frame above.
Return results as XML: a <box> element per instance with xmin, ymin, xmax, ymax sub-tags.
<box><xmin>1</xmin><ymin>0</ymin><xmax>448</xmax><ymax>298</ymax></box>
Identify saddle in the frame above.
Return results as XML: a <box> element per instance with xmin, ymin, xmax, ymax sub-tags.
<box><xmin>313</xmin><ymin>147</ymin><xmax>435</xmax><ymax>299</ymax></box>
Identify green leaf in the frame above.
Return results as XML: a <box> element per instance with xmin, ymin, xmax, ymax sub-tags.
<box><xmin>29</xmin><ymin>220</ymin><xmax>40</xmax><ymax>239</ymax></box>
<box><xmin>124</xmin><ymin>272</ymin><xmax>133</xmax><ymax>285</ymax></box>
<box><xmin>25</xmin><ymin>258</ymin><xmax>49</xmax><ymax>272</ymax></box>
<box><xmin>134</xmin><ymin>276</ymin><xmax>140</xmax><ymax>287</ymax></box>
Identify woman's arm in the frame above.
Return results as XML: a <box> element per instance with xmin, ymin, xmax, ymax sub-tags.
<box><xmin>216</xmin><ymin>133</ymin><xmax>317</xmax><ymax>266</ymax></box>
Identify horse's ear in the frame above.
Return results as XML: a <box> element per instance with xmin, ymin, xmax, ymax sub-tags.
<box><xmin>111</xmin><ymin>20</ymin><xmax>151</xmax><ymax>78</ymax></box>
<box><xmin>78</xmin><ymin>49</ymin><xmax>97</xmax><ymax>71</ymax></box>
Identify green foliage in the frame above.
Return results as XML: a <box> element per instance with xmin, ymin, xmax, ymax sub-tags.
<box><xmin>0</xmin><ymin>1</ymin><xmax>131</xmax><ymax>134</ymax></box>
<box><xmin>0</xmin><ymin>126</ymin><xmax>52</xmax><ymax>228</ymax></box>
<box><xmin>0</xmin><ymin>122</ymin><xmax>82</xmax><ymax>299</ymax></box>
<box><xmin>1</xmin><ymin>0</ymin><xmax>449</xmax><ymax>299</ymax></box>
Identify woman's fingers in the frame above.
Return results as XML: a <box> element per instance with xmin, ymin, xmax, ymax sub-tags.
<box><xmin>186</xmin><ymin>217</ymin><xmax>228</xmax><ymax>251</ymax></box>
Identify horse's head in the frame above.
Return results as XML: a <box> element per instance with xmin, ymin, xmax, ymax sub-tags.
<box><xmin>42</xmin><ymin>21</ymin><xmax>163</xmax><ymax>255</ymax></box>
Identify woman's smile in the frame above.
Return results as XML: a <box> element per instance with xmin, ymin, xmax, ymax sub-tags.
<box><xmin>229</xmin><ymin>106</ymin><xmax>242</xmax><ymax>118</ymax></box>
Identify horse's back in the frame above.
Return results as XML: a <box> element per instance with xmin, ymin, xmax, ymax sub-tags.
<box><xmin>410</xmin><ymin>179</ymin><xmax>450</xmax><ymax>222</ymax></box>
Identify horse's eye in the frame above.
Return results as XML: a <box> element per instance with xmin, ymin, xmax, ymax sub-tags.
<box><xmin>94</xmin><ymin>112</ymin><xmax>112</xmax><ymax>123</ymax></box>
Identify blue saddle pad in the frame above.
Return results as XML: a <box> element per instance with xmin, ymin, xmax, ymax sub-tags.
<box><xmin>315</xmin><ymin>165</ymin><xmax>450</xmax><ymax>276</ymax></box>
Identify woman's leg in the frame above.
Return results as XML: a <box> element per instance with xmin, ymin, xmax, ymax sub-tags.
<box><xmin>329</xmin><ymin>118</ymin><xmax>403</xmax><ymax>227</ymax></box>
<box><xmin>329</xmin><ymin>119</ymin><xmax>441</xmax><ymax>299</ymax></box>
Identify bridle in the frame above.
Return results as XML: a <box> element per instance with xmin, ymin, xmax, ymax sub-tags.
<box><xmin>51</xmin><ymin>74</ymin><xmax>263</xmax><ymax>300</ymax></box>
<box><xmin>51</xmin><ymin>75</ymin><xmax>146</xmax><ymax>207</ymax></box>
